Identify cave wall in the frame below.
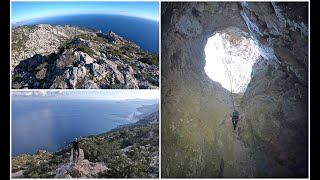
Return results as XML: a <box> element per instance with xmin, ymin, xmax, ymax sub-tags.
<box><xmin>161</xmin><ymin>2</ymin><xmax>308</xmax><ymax>177</ymax></box>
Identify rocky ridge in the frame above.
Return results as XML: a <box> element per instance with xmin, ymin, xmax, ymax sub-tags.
<box><xmin>12</xmin><ymin>24</ymin><xmax>159</xmax><ymax>89</ymax></box>
<box><xmin>51</xmin><ymin>148</ymin><xmax>108</xmax><ymax>178</ymax></box>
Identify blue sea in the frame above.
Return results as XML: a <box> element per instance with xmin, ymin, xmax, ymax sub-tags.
<box><xmin>12</xmin><ymin>98</ymin><xmax>158</xmax><ymax>156</ymax></box>
<box><xmin>23</xmin><ymin>14</ymin><xmax>159</xmax><ymax>53</ymax></box>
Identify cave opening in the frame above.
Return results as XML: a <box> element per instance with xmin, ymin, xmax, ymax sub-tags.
<box><xmin>204</xmin><ymin>29</ymin><xmax>261</xmax><ymax>94</ymax></box>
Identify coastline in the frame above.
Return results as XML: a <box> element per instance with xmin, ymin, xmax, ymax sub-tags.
<box><xmin>12</xmin><ymin>103</ymin><xmax>159</xmax><ymax>157</ymax></box>
<box><xmin>12</xmin><ymin>110</ymin><xmax>159</xmax><ymax>178</ymax></box>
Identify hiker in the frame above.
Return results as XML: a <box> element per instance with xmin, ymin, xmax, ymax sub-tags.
<box><xmin>65</xmin><ymin>137</ymin><xmax>82</xmax><ymax>162</ymax></box>
<box><xmin>232</xmin><ymin>110</ymin><xmax>239</xmax><ymax>130</ymax></box>
<box><xmin>73</xmin><ymin>138</ymin><xmax>80</xmax><ymax>158</ymax></box>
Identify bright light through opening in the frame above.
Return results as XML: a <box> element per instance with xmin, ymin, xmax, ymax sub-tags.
<box><xmin>204</xmin><ymin>31</ymin><xmax>261</xmax><ymax>93</ymax></box>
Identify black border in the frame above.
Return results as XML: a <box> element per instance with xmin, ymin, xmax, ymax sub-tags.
<box><xmin>0</xmin><ymin>0</ymin><xmax>10</xmax><ymax>179</ymax></box>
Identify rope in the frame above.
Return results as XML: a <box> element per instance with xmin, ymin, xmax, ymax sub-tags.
<box><xmin>228</xmin><ymin>72</ymin><xmax>236</xmax><ymax>111</ymax></box>
<box><xmin>222</xmin><ymin>58</ymin><xmax>236</xmax><ymax>111</ymax></box>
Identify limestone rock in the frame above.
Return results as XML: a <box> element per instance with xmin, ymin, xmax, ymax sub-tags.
<box><xmin>70</xmin><ymin>148</ymin><xmax>84</xmax><ymax>165</ymax></box>
<box><xmin>161</xmin><ymin>2</ymin><xmax>307</xmax><ymax>178</ymax></box>
<box><xmin>52</xmin><ymin>148</ymin><xmax>108</xmax><ymax>178</ymax></box>
<box><xmin>83</xmin><ymin>79</ymin><xmax>99</xmax><ymax>89</ymax></box>
<box><xmin>91</xmin><ymin>63</ymin><xmax>106</xmax><ymax>81</ymax></box>
<box><xmin>50</xmin><ymin>76</ymin><xmax>68</xmax><ymax>89</ymax></box>
<box><xmin>12</xmin><ymin>24</ymin><xmax>159</xmax><ymax>89</ymax></box>
<box><xmin>124</xmin><ymin>73</ymin><xmax>139</xmax><ymax>89</ymax></box>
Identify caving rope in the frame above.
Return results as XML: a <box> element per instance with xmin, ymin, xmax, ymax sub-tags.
<box><xmin>222</xmin><ymin>58</ymin><xmax>239</xmax><ymax>130</ymax></box>
<box><xmin>227</xmin><ymin>70</ymin><xmax>236</xmax><ymax>111</ymax></box>
<box><xmin>222</xmin><ymin>58</ymin><xmax>235</xmax><ymax>111</ymax></box>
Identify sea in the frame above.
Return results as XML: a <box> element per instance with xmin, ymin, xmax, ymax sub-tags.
<box><xmin>12</xmin><ymin>98</ymin><xmax>158</xmax><ymax>156</ymax></box>
<box><xmin>21</xmin><ymin>14</ymin><xmax>159</xmax><ymax>53</ymax></box>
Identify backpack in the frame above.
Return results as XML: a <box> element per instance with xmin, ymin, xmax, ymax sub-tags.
<box><xmin>233</xmin><ymin>111</ymin><xmax>239</xmax><ymax>119</ymax></box>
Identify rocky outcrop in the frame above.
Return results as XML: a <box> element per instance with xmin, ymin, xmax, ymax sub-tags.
<box><xmin>12</xmin><ymin>170</ymin><xmax>24</xmax><ymax>178</ymax></box>
<box><xmin>12</xmin><ymin>24</ymin><xmax>159</xmax><ymax>89</ymax></box>
<box><xmin>51</xmin><ymin>148</ymin><xmax>108</xmax><ymax>178</ymax></box>
<box><xmin>161</xmin><ymin>2</ymin><xmax>307</xmax><ymax>178</ymax></box>
<box><xmin>149</xmin><ymin>152</ymin><xmax>159</xmax><ymax>178</ymax></box>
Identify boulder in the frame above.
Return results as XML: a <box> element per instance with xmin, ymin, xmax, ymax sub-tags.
<box><xmin>75</xmin><ymin>51</ymin><xmax>94</xmax><ymax>65</ymax></box>
<box><xmin>52</xmin><ymin>148</ymin><xmax>108</xmax><ymax>178</ymax></box>
<box><xmin>146</xmin><ymin>76</ymin><xmax>159</xmax><ymax>86</ymax></box>
<box><xmin>83</xmin><ymin>79</ymin><xmax>99</xmax><ymax>89</ymax></box>
<box><xmin>124</xmin><ymin>73</ymin><xmax>139</xmax><ymax>89</ymax></box>
<box><xmin>69</xmin><ymin>66</ymin><xmax>87</xmax><ymax>88</ymax></box>
<box><xmin>76</xmin><ymin>66</ymin><xmax>87</xmax><ymax>79</ymax></box>
<box><xmin>50</xmin><ymin>76</ymin><xmax>68</xmax><ymax>89</ymax></box>
<box><xmin>84</xmin><ymin>54</ymin><xmax>94</xmax><ymax>64</ymax></box>
<box><xmin>91</xmin><ymin>63</ymin><xmax>106</xmax><ymax>81</ymax></box>
<box><xmin>106</xmin><ymin>61</ymin><xmax>125</xmax><ymax>84</ymax></box>
<box><xmin>70</xmin><ymin>148</ymin><xmax>85</xmax><ymax>165</ymax></box>
<box><xmin>55</xmin><ymin>54</ymin><xmax>77</xmax><ymax>69</ymax></box>
<box><xmin>36</xmin><ymin>68</ymin><xmax>47</xmax><ymax>80</ymax></box>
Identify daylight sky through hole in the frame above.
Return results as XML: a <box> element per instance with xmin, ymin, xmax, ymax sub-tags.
<box><xmin>204</xmin><ymin>31</ymin><xmax>261</xmax><ymax>93</ymax></box>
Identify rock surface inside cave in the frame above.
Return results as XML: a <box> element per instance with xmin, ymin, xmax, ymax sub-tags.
<box><xmin>161</xmin><ymin>2</ymin><xmax>308</xmax><ymax>178</ymax></box>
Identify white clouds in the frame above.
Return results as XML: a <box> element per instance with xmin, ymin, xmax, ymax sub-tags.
<box><xmin>11</xmin><ymin>90</ymin><xmax>159</xmax><ymax>100</ymax></box>
<box><xmin>99</xmin><ymin>90</ymin><xmax>159</xmax><ymax>100</ymax></box>
<box><xmin>73</xmin><ymin>90</ymin><xmax>160</xmax><ymax>100</ymax></box>
<box><xmin>12</xmin><ymin>91</ymin><xmax>66</xmax><ymax>97</ymax></box>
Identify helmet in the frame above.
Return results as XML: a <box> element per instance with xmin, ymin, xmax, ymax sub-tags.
<box><xmin>74</xmin><ymin>138</ymin><xmax>78</xmax><ymax>142</ymax></box>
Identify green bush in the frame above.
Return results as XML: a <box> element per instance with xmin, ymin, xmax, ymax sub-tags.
<box><xmin>77</xmin><ymin>34</ymin><xmax>108</xmax><ymax>44</ymax></box>
<box><xmin>23</xmin><ymin>164</ymin><xmax>55</xmax><ymax>178</ymax></box>
<box><xmin>81</xmin><ymin>140</ymin><xmax>122</xmax><ymax>163</ymax></box>
<box><xmin>109</xmin><ymin>49</ymin><xmax>122</xmax><ymax>57</ymax></box>
<box><xmin>138</xmin><ymin>54</ymin><xmax>159</xmax><ymax>66</ymax></box>
<box><xmin>139</xmin><ymin>50</ymin><xmax>148</xmax><ymax>56</ymax></box>
<box><xmin>59</xmin><ymin>38</ymin><xmax>95</xmax><ymax>57</ymax></box>
<box><xmin>75</xmin><ymin>44</ymin><xmax>94</xmax><ymax>57</ymax></box>
<box><xmin>120</xmin><ymin>44</ymin><xmax>137</xmax><ymax>53</ymax></box>
<box><xmin>99</xmin><ymin>149</ymin><xmax>150</xmax><ymax>178</ymax></box>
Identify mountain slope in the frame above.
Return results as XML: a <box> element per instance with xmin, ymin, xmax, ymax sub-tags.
<box><xmin>12</xmin><ymin>111</ymin><xmax>159</xmax><ymax>178</ymax></box>
<box><xmin>12</xmin><ymin>24</ymin><xmax>159</xmax><ymax>89</ymax></box>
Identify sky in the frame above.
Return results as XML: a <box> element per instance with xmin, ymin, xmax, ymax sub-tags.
<box><xmin>204</xmin><ymin>32</ymin><xmax>260</xmax><ymax>93</ymax></box>
<box><xmin>11</xmin><ymin>1</ymin><xmax>159</xmax><ymax>23</ymax></box>
<box><xmin>12</xmin><ymin>90</ymin><xmax>159</xmax><ymax>100</ymax></box>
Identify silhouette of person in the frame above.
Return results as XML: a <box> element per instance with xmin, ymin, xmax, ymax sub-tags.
<box><xmin>232</xmin><ymin>110</ymin><xmax>239</xmax><ymax>130</ymax></box>
<box><xmin>73</xmin><ymin>138</ymin><xmax>80</xmax><ymax>158</ymax></box>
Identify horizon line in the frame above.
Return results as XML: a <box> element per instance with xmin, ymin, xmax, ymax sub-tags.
<box><xmin>12</xmin><ymin>96</ymin><xmax>159</xmax><ymax>100</ymax></box>
<box><xmin>11</xmin><ymin>12</ymin><xmax>160</xmax><ymax>25</ymax></box>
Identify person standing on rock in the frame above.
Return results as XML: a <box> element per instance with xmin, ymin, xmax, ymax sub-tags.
<box><xmin>232</xmin><ymin>110</ymin><xmax>239</xmax><ymax>130</ymax></box>
<box><xmin>65</xmin><ymin>137</ymin><xmax>82</xmax><ymax>163</ymax></box>
<box><xmin>73</xmin><ymin>138</ymin><xmax>80</xmax><ymax>158</ymax></box>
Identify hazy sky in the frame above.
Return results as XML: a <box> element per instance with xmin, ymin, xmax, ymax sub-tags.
<box><xmin>12</xmin><ymin>90</ymin><xmax>160</xmax><ymax>100</ymax></box>
<box><xmin>11</xmin><ymin>1</ymin><xmax>160</xmax><ymax>23</ymax></box>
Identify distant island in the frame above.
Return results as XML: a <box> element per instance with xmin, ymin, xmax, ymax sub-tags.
<box><xmin>12</xmin><ymin>110</ymin><xmax>159</xmax><ymax>178</ymax></box>
<box><xmin>11</xmin><ymin>24</ymin><xmax>159</xmax><ymax>89</ymax></box>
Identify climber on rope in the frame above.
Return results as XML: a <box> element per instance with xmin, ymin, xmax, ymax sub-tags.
<box><xmin>232</xmin><ymin>110</ymin><xmax>239</xmax><ymax>130</ymax></box>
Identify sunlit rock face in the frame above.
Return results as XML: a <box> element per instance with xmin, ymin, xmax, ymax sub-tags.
<box><xmin>204</xmin><ymin>30</ymin><xmax>261</xmax><ymax>93</ymax></box>
<box><xmin>161</xmin><ymin>2</ymin><xmax>308</xmax><ymax>178</ymax></box>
